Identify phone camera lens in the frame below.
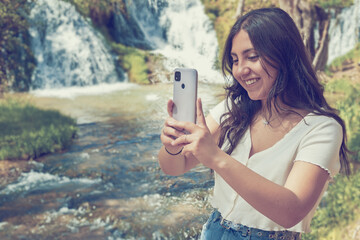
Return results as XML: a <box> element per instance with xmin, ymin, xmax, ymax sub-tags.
<box><xmin>175</xmin><ymin>71</ymin><xmax>181</xmax><ymax>81</ymax></box>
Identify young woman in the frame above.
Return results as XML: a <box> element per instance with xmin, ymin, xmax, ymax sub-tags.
<box><xmin>158</xmin><ymin>8</ymin><xmax>350</xmax><ymax>240</ymax></box>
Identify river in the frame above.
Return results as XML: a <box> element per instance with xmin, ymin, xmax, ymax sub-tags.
<box><xmin>0</xmin><ymin>82</ymin><xmax>224</xmax><ymax>240</ymax></box>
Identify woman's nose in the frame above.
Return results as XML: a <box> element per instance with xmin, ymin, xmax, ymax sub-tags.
<box><xmin>234</xmin><ymin>64</ymin><xmax>251</xmax><ymax>79</ymax></box>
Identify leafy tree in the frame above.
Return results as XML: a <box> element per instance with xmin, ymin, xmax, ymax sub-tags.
<box><xmin>0</xmin><ymin>0</ymin><xmax>35</xmax><ymax>95</ymax></box>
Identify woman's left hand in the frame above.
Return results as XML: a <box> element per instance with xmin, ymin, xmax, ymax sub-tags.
<box><xmin>167</xmin><ymin>98</ymin><xmax>222</xmax><ymax>169</ymax></box>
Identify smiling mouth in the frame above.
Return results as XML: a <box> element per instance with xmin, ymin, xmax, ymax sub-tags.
<box><xmin>244</xmin><ymin>78</ymin><xmax>260</xmax><ymax>85</ymax></box>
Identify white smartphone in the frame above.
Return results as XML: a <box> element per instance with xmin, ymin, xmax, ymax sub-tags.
<box><xmin>172</xmin><ymin>68</ymin><xmax>198</xmax><ymax>123</ymax></box>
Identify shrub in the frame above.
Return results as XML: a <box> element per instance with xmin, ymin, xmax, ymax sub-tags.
<box><xmin>337</xmin><ymin>87</ymin><xmax>360</xmax><ymax>162</ymax></box>
<box><xmin>303</xmin><ymin>171</ymin><xmax>360</xmax><ymax>239</ymax></box>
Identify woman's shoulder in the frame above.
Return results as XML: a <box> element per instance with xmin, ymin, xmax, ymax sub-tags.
<box><xmin>304</xmin><ymin>113</ymin><xmax>341</xmax><ymax>126</ymax></box>
<box><xmin>301</xmin><ymin>113</ymin><xmax>343</xmax><ymax>136</ymax></box>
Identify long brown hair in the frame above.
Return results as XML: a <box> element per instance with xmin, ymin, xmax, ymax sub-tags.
<box><xmin>219</xmin><ymin>8</ymin><xmax>351</xmax><ymax>175</ymax></box>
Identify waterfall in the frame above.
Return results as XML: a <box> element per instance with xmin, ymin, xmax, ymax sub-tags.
<box><xmin>154</xmin><ymin>0</ymin><xmax>222</xmax><ymax>83</ymax></box>
<box><xmin>112</xmin><ymin>0</ymin><xmax>222</xmax><ymax>83</ymax></box>
<box><xmin>28</xmin><ymin>0</ymin><xmax>221</xmax><ymax>94</ymax></box>
<box><xmin>327</xmin><ymin>0</ymin><xmax>360</xmax><ymax>64</ymax></box>
<box><xmin>109</xmin><ymin>0</ymin><xmax>167</xmax><ymax>49</ymax></box>
<box><xmin>29</xmin><ymin>0</ymin><xmax>124</xmax><ymax>90</ymax></box>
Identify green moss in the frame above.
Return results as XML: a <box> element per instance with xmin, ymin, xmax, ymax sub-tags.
<box><xmin>111</xmin><ymin>43</ymin><xmax>150</xmax><ymax>84</ymax></box>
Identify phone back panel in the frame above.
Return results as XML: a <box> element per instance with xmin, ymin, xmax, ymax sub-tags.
<box><xmin>173</xmin><ymin>68</ymin><xmax>198</xmax><ymax>123</ymax></box>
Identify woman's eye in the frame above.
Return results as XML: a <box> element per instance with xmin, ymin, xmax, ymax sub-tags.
<box><xmin>248</xmin><ymin>55</ymin><xmax>259</xmax><ymax>61</ymax></box>
<box><xmin>232</xmin><ymin>59</ymin><xmax>238</xmax><ymax>64</ymax></box>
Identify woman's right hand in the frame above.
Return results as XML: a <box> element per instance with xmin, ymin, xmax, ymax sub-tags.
<box><xmin>160</xmin><ymin>99</ymin><xmax>185</xmax><ymax>153</ymax></box>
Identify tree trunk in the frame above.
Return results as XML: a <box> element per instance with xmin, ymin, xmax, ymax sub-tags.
<box><xmin>234</xmin><ymin>0</ymin><xmax>245</xmax><ymax>19</ymax></box>
<box><xmin>312</xmin><ymin>5</ymin><xmax>330</xmax><ymax>71</ymax></box>
<box><xmin>279</xmin><ymin>0</ymin><xmax>330</xmax><ymax>71</ymax></box>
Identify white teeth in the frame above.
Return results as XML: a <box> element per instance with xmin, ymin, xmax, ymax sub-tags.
<box><xmin>245</xmin><ymin>78</ymin><xmax>259</xmax><ymax>85</ymax></box>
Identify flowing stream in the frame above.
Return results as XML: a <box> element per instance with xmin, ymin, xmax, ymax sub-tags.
<box><xmin>0</xmin><ymin>83</ymin><xmax>224</xmax><ymax>239</ymax></box>
<box><xmin>1</xmin><ymin>0</ymin><xmax>226</xmax><ymax>238</ymax></box>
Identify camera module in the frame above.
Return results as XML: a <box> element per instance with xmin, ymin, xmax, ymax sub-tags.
<box><xmin>175</xmin><ymin>71</ymin><xmax>181</xmax><ymax>81</ymax></box>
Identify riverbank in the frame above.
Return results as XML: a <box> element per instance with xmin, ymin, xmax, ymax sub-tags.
<box><xmin>0</xmin><ymin>99</ymin><xmax>77</xmax><ymax>161</ymax></box>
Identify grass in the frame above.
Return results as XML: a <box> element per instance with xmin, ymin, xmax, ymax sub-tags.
<box><xmin>0</xmin><ymin>99</ymin><xmax>77</xmax><ymax>160</ymax></box>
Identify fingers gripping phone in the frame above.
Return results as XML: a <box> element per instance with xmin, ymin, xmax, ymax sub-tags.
<box><xmin>173</xmin><ymin>68</ymin><xmax>198</xmax><ymax>123</ymax></box>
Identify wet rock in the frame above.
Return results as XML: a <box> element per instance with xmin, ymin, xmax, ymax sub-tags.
<box><xmin>0</xmin><ymin>160</ymin><xmax>33</xmax><ymax>187</ymax></box>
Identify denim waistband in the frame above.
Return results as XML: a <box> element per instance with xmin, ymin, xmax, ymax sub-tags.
<box><xmin>212</xmin><ymin>210</ymin><xmax>301</xmax><ymax>240</ymax></box>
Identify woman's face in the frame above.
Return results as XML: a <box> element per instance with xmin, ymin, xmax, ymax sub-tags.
<box><xmin>231</xmin><ymin>30</ymin><xmax>278</xmax><ymax>103</ymax></box>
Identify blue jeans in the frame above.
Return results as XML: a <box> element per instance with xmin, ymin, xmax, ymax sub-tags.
<box><xmin>200</xmin><ymin>210</ymin><xmax>301</xmax><ymax>240</ymax></box>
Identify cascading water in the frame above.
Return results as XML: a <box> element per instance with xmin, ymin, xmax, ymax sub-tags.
<box><xmin>115</xmin><ymin>0</ymin><xmax>222</xmax><ymax>83</ymax></box>
<box><xmin>28</xmin><ymin>0</ymin><xmax>221</xmax><ymax>98</ymax></box>
<box><xmin>327</xmin><ymin>0</ymin><xmax>360</xmax><ymax>64</ymax></box>
<box><xmin>119</xmin><ymin>0</ymin><xmax>222</xmax><ymax>83</ymax></box>
<box><xmin>109</xmin><ymin>0</ymin><xmax>167</xmax><ymax>49</ymax></box>
<box><xmin>28</xmin><ymin>0</ymin><xmax>124</xmax><ymax>90</ymax></box>
<box><xmin>155</xmin><ymin>0</ymin><xmax>222</xmax><ymax>83</ymax></box>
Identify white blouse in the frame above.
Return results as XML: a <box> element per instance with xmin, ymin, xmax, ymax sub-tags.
<box><xmin>209</xmin><ymin>100</ymin><xmax>342</xmax><ymax>233</ymax></box>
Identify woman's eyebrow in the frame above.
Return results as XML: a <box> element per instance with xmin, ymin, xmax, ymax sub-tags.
<box><xmin>231</xmin><ymin>48</ymin><xmax>256</xmax><ymax>57</ymax></box>
<box><xmin>242</xmin><ymin>48</ymin><xmax>255</xmax><ymax>54</ymax></box>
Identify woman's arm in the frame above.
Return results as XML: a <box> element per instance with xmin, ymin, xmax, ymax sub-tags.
<box><xmin>213</xmin><ymin>154</ymin><xmax>329</xmax><ymax>228</ymax></box>
<box><xmin>158</xmin><ymin>99</ymin><xmax>220</xmax><ymax>176</ymax></box>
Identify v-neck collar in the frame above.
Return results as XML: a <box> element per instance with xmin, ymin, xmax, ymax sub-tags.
<box><xmin>247</xmin><ymin>114</ymin><xmax>310</xmax><ymax>160</ymax></box>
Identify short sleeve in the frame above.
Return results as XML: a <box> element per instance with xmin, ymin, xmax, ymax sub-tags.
<box><xmin>209</xmin><ymin>100</ymin><xmax>228</xmax><ymax>124</ymax></box>
<box><xmin>295</xmin><ymin>118</ymin><xmax>342</xmax><ymax>178</ymax></box>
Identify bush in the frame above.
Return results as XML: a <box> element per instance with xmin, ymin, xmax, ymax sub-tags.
<box><xmin>0</xmin><ymin>99</ymin><xmax>77</xmax><ymax>160</ymax></box>
<box><xmin>303</xmin><ymin>171</ymin><xmax>360</xmax><ymax>240</ymax></box>
<box><xmin>337</xmin><ymin>87</ymin><xmax>360</xmax><ymax>162</ymax></box>
<box><xmin>0</xmin><ymin>0</ymin><xmax>36</xmax><ymax>93</ymax></box>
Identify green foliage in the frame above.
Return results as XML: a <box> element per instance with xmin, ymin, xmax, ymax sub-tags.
<box><xmin>0</xmin><ymin>0</ymin><xmax>36</xmax><ymax>93</ymax></box>
<box><xmin>310</xmin><ymin>0</ymin><xmax>353</xmax><ymax>9</ymax></box>
<box><xmin>303</xmin><ymin>171</ymin><xmax>360</xmax><ymax>240</ymax></box>
<box><xmin>337</xmin><ymin>87</ymin><xmax>360</xmax><ymax>162</ymax></box>
<box><xmin>324</xmin><ymin>78</ymin><xmax>354</xmax><ymax>94</ymax></box>
<box><xmin>0</xmin><ymin>99</ymin><xmax>77</xmax><ymax>160</ymax></box>
<box><xmin>324</xmin><ymin>78</ymin><xmax>360</xmax><ymax>162</ymax></box>
<box><xmin>111</xmin><ymin>43</ymin><xmax>150</xmax><ymax>84</ymax></box>
<box><xmin>307</xmin><ymin>74</ymin><xmax>360</xmax><ymax>239</ymax></box>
